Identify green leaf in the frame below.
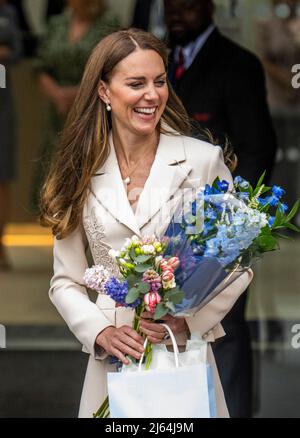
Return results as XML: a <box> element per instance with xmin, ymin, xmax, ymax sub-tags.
<box><xmin>169</xmin><ymin>292</ymin><xmax>185</xmax><ymax>304</ymax></box>
<box><xmin>273</xmin><ymin>207</ymin><xmax>285</xmax><ymax>228</ymax></box>
<box><xmin>273</xmin><ymin>232</ymin><xmax>292</xmax><ymax>241</ymax></box>
<box><xmin>125</xmin><ymin>287</ymin><xmax>140</xmax><ymax>304</ymax></box>
<box><xmin>135</xmin><ymin>255</ymin><xmax>153</xmax><ymax>263</ymax></box>
<box><xmin>129</xmin><ymin>248</ymin><xmax>137</xmax><ymax>260</ymax></box>
<box><xmin>137</xmin><ymin>282</ymin><xmax>150</xmax><ymax>294</ymax></box>
<box><xmin>286</xmin><ymin>223</ymin><xmax>300</xmax><ymax>233</ymax></box>
<box><xmin>134</xmin><ymin>263</ymin><xmax>152</xmax><ymax>273</ymax></box>
<box><xmin>286</xmin><ymin>200</ymin><xmax>300</xmax><ymax>223</ymax></box>
<box><xmin>212</xmin><ymin>177</ymin><xmax>221</xmax><ymax>190</ymax></box>
<box><xmin>165</xmin><ymin>301</ymin><xmax>176</xmax><ymax>312</ymax></box>
<box><xmin>126</xmin><ymin>274</ymin><xmax>139</xmax><ymax>289</ymax></box>
<box><xmin>166</xmin><ymin>288</ymin><xmax>185</xmax><ymax>305</ymax></box>
<box><xmin>153</xmin><ymin>303</ymin><xmax>169</xmax><ymax>320</ymax></box>
<box><xmin>165</xmin><ymin>287</ymin><xmax>182</xmax><ymax>295</ymax></box>
<box><xmin>257</xmin><ymin>235</ymin><xmax>278</xmax><ymax>251</ymax></box>
<box><xmin>254</xmin><ymin>171</ymin><xmax>266</xmax><ymax>192</ymax></box>
<box><xmin>260</xmin><ymin>186</ymin><xmax>272</xmax><ymax>195</ymax></box>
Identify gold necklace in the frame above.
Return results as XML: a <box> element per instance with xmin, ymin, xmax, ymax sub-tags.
<box><xmin>118</xmin><ymin>146</ymin><xmax>157</xmax><ymax>186</ymax></box>
<box><xmin>120</xmin><ymin>156</ymin><xmax>144</xmax><ymax>186</ymax></box>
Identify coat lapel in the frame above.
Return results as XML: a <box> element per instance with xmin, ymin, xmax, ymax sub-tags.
<box><xmin>135</xmin><ymin>133</ymin><xmax>192</xmax><ymax>230</ymax></box>
<box><xmin>91</xmin><ymin>134</ymin><xmax>141</xmax><ymax>236</ymax></box>
<box><xmin>91</xmin><ymin>131</ymin><xmax>192</xmax><ymax>236</ymax></box>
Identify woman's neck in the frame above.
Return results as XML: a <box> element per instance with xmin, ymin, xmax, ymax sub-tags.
<box><xmin>112</xmin><ymin>127</ymin><xmax>159</xmax><ymax>166</ymax></box>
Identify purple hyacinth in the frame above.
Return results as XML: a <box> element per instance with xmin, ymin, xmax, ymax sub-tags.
<box><xmin>104</xmin><ymin>277</ymin><xmax>140</xmax><ymax>308</ymax></box>
<box><xmin>142</xmin><ymin>269</ymin><xmax>162</xmax><ymax>292</ymax></box>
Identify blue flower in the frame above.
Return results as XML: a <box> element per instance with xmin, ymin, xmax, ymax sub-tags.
<box><xmin>234</xmin><ymin>176</ymin><xmax>249</xmax><ymax>189</ymax></box>
<box><xmin>272</xmin><ymin>185</ymin><xmax>285</xmax><ymax>199</ymax></box>
<box><xmin>204</xmin><ymin>184</ymin><xmax>214</xmax><ymax>195</ymax></box>
<box><xmin>192</xmin><ymin>201</ymin><xmax>197</xmax><ymax>216</ymax></box>
<box><xmin>237</xmin><ymin>192</ymin><xmax>249</xmax><ymax>202</ymax></box>
<box><xmin>279</xmin><ymin>203</ymin><xmax>288</xmax><ymax>213</ymax></box>
<box><xmin>257</xmin><ymin>197</ymin><xmax>268</xmax><ymax>206</ymax></box>
<box><xmin>105</xmin><ymin>277</ymin><xmax>140</xmax><ymax>308</ymax></box>
<box><xmin>260</xmin><ymin>196</ymin><xmax>280</xmax><ymax>207</ymax></box>
<box><xmin>216</xmin><ymin>180</ymin><xmax>229</xmax><ymax>193</ymax></box>
<box><xmin>268</xmin><ymin>216</ymin><xmax>275</xmax><ymax>227</ymax></box>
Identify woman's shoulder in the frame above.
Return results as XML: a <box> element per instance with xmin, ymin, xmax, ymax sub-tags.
<box><xmin>168</xmin><ymin>132</ymin><xmax>223</xmax><ymax>162</ymax></box>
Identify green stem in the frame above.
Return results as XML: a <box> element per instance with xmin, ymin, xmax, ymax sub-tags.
<box><xmin>93</xmin><ymin>396</ymin><xmax>109</xmax><ymax>418</ymax></box>
<box><xmin>94</xmin><ymin>303</ymin><xmax>154</xmax><ymax>418</ymax></box>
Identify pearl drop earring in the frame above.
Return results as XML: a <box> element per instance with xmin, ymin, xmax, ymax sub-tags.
<box><xmin>106</xmin><ymin>102</ymin><xmax>111</xmax><ymax>111</ymax></box>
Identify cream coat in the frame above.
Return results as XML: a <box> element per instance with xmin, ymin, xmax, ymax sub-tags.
<box><xmin>49</xmin><ymin>131</ymin><xmax>253</xmax><ymax>418</ymax></box>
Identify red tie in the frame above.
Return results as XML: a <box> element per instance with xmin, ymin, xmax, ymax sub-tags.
<box><xmin>174</xmin><ymin>48</ymin><xmax>185</xmax><ymax>81</ymax></box>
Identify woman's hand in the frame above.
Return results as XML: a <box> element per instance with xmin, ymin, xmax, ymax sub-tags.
<box><xmin>139</xmin><ymin>312</ymin><xmax>189</xmax><ymax>343</ymax></box>
<box><xmin>38</xmin><ymin>74</ymin><xmax>77</xmax><ymax>116</ymax></box>
<box><xmin>95</xmin><ymin>325</ymin><xmax>145</xmax><ymax>365</ymax></box>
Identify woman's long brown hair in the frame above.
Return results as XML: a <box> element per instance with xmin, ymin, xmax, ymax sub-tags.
<box><xmin>40</xmin><ymin>28</ymin><xmax>236</xmax><ymax>239</ymax></box>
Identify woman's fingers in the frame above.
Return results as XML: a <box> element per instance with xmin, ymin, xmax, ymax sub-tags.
<box><xmin>118</xmin><ymin>332</ymin><xmax>145</xmax><ymax>354</ymax></box>
<box><xmin>121</xmin><ymin>325</ymin><xmax>145</xmax><ymax>345</ymax></box>
<box><xmin>113</xmin><ymin>338</ymin><xmax>143</xmax><ymax>361</ymax></box>
<box><xmin>110</xmin><ymin>346</ymin><xmax>130</xmax><ymax>365</ymax></box>
<box><xmin>140</xmin><ymin>320</ymin><xmax>165</xmax><ymax>334</ymax></box>
<box><xmin>110</xmin><ymin>326</ymin><xmax>145</xmax><ymax>361</ymax></box>
<box><xmin>139</xmin><ymin>321</ymin><xmax>166</xmax><ymax>343</ymax></box>
<box><xmin>141</xmin><ymin>311</ymin><xmax>154</xmax><ymax>319</ymax></box>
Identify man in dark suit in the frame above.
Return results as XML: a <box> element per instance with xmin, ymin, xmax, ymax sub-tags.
<box><xmin>164</xmin><ymin>0</ymin><xmax>277</xmax><ymax>417</ymax></box>
<box><xmin>132</xmin><ymin>0</ymin><xmax>166</xmax><ymax>39</ymax></box>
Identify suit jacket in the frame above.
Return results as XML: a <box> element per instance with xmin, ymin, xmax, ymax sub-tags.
<box><xmin>49</xmin><ymin>130</ymin><xmax>253</xmax><ymax>417</ymax></box>
<box><xmin>169</xmin><ymin>28</ymin><xmax>277</xmax><ymax>186</ymax></box>
<box><xmin>131</xmin><ymin>0</ymin><xmax>153</xmax><ymax>30</ymax></box>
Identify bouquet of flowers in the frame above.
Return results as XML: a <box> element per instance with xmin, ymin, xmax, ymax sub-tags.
<box><xmin>84</xmin><ymin>235</ymin><xmax>184</xmax><ymax>418</ymax></box>
<box><xmin>159</xmin><ymin>173</ymin><xmax>299</xmax><ymax>316</ymax></box>
<box><xmin>84</xmin><ymin>172</ymin><xmax>299</xmax><ymax>418</ymax></box>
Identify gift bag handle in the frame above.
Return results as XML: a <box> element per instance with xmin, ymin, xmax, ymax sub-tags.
<box><xmin>138</xmin><ymin>324</ymin><xmax>179</xmax><ymax>371</ymax></box>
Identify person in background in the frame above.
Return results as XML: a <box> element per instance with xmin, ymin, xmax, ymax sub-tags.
<box><xmin>0</xmin><ymin>0</ymin><xmax>22</xmax><ymax>270</ymax></box>
<box><xmin>131</xmin><ymin>0</ymin><xmax>167</xmax><ymax>40</ymax></box>
<box><xmin>30</xmin><ymin>0</ymin><xmax>119</xmax><ymax>214</ymax></box>
<box><xmin>257</xmin><ymin>0</ymin><xmax>300</xmax><ymax>111</ymax></box>
<box><xmin>8</xmin><ymin>0</ymin><xmax>65</xmax><ymax>57</ymax></box>
<box><xmin>164</xmin><ymin>0</ymin><xmax>277</xmax><ymax>417</ymax></box>
<box><xmin>256</xmin><ymin>0</ymin><xmax>300</xmax><ymax>223</ymax></box>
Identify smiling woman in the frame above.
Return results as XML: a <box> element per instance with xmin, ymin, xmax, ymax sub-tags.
<box><xmin>39</xmin><ymin>28</ymin><xmax>253</xmax><ymax>418</ymax></box>
<box><xmin>40</xmin><ymin>28</ymin><xmax>190</xmax><ymax>238</ymax></box>
<box><xmin>98</xmin><ymin>48</ymin><xmax>169</xmax><ymax>197</ymax></box>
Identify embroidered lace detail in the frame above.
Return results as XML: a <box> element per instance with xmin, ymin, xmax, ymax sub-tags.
<box><xmin>83</xmin><ymin>207</ymin><xmax>119</xmax><ymax>276</ymax></box>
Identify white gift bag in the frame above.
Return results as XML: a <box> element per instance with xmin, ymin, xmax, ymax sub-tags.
<box><xmin>107</xmin><ymin>324</ymin><xmax>216</xmax><ymax>418</ymax></box>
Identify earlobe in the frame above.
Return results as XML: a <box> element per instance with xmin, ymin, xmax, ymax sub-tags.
<box><xmin>98</xmin><ymin>81</ymin><xmax>110</xmax><ymax>104</ymax></box>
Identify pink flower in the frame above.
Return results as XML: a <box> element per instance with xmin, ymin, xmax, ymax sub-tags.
<box><xmin>162</xmin><ymin>270</ymin><xmax>174</xmax><ymax>282</ymax></box>
<box><xmin>168</xmin><ymin>257</ymin><xmax>180</xmax><ymax>270</ymax></box>
<box><xmin>160</xmin><ymin>259</ymin><xmax>170</xmax><ymax>271</ymax></box>
<box><xmin>144</xmin><ymin>292</ymin><xmax>161</xmax><ymax>313</ymax></box>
